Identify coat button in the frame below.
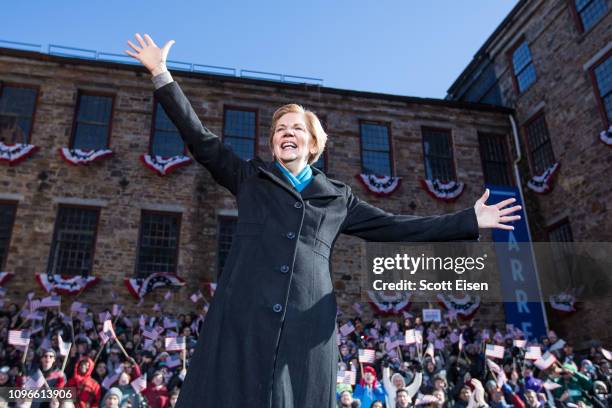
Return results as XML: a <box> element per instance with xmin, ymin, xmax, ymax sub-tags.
<box><xmin>286</xmin><ymin>231</ymin><xmax>296</xmax><ymax>239</ymax></box>
<box><xmin>294</xmin><ymin>201</ymin><xmax>303</xmax><ymax>209</ymax></box>
<box><xmin>280</xmin><ymin>265</ymin><xmax>290</xmax><ymax>274</ymax></box>
<box><xmin>272</xmin><ymin>304</ymin><xmax>283</xmax><ymax>313</ymax></box>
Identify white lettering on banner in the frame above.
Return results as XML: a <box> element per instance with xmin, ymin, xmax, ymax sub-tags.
<box><xmin>522</xmin><ymin>322</ymin><xmax>533</xmax><ymax>339</ymax></box>
<box><xmin>511</xmin><ymin>259</ymin><xmax>524</xmax><ymax>282</ymax></box>
<box><xmin>508</xmin><ymin>231</ymin><xmax>519</xmax><ymax>250</ymax></box>
<box><xmin>516</xmin><ymin>290</ymin><xmax>530</xmax><ymax>313</ymax></box>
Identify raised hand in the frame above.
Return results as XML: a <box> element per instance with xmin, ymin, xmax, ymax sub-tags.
<box><xmin>473</xmin><ymin>188</ymin><xmax>522</xmax><ymax>230</ymax></box>
<box><xmin>124</xmin><ymin>33</ymin><xmax>175</xmax><ymax>76</ymax></box>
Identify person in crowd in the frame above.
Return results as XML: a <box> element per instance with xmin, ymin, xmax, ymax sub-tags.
<box><xmin>67</xmin><ymin>356</ymin><xmax>102</xmax><ymax>408</ymax></box>
<box><xmin>142</xmin><ymin>370</ymin><xmax>169</xmax><ymax>408</ymax></box>
<box><xmin>353</xmin><ymin>366</ymin><xmax>386</xmax><ymax>408</ymax></box>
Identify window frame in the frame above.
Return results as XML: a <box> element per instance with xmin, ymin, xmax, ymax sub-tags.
<box><xmin>222</xmin><ymin>105</ymin><xmax>259</xmax><ymax>160</ymax></box>
<box><xmin>587</xmin><ymin>49</ymin><xmax>612</xmax><ymax>128</ymax></box>
<box><xmin>134</xmin><ymin>209</ymin><xmax>182</xmax><ymax>278</ymax></box>
<box><xmin>47</xmin><ymin>204</ymin><xmax>101</xmax><ymax>277</ymax></box>
<box><xmin>0</xmin><ymin>200</ymin><xmax>18</xmax><ymax>271</ymax></box>
<box><xmin>477</xmin><ymin>132</ymin><xmax>515</xmax><ymax>187</ymax></box>
<box><xmin>421</xmin><ymin>126</ymin><xmax>457</xmax><ymax>182</ymax></box>
<box><xmin>522</xmin><ymin>110</ymin><xmax>556</xmax><ymax>176</ymax></box>
<box><xmin>149</xmin><ymin>97</ymin><xmax>188</xmax><ymax>157</ymax></box>
<box><xmin>216</xmin><ymin>215</ymin><xmax>237</xmax><ymax>280</ymax></box>
<box><xmin>506</xmin><ymin>36</ymin><xmax>537</xmax><ymax>95</ymax></box>
<box><xmin>0</xmin><ymin>82</ymin><xmax>40</xmax><ymax>144</ymax></box>
<box><xmin>546</xmin><ymin>217</ymin><xmax>574</xmax><ymax>242</ymax></box>
<box><xmin>69</xmin><ymin>90</ymin><xmax>115</xmax><ymax>150</ymax></box>
<box><xmin>567</xmin><ymin>0</ymin><xmax>609</xmax><ymax>33</ymax></box>
<box><xmin>358</xmin><ymin>120</ymin><xmax>395</xmax><ymax>177</ymax></box>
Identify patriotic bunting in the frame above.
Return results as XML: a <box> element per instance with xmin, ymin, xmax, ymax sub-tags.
<box><xmin>59</xmin><ymin>147</ymin><xmax>113</xmax><ymax>166</ymax></box>
<box><xmin>0</xmin><ymin>271</ymin><xmax>15</xmax><ymax>286</ymax></box>
<box><xmin>437</xmin><ymin>293</ymin><xmax>481</xmax><ymax>320</ymax></box>
<box><xmin>549</xmin><ymin>291</ymin><xmax>577</xmax><ymax>314</ymax></box>
<box><xmin>140</xmin><ymin>154</ymin><xmax>192</xmax><ymax>176</ymax></box>
<box><xmin>0</xmin><ymin>142</ymin><xmax>39</xmax><ymax>166</ymax></box>
<box><xmin>420</xmin><ymin>179</ymin><xmax>465</xmax><ymax>202</ymax></box>
<box><xmin>124</xmin><ymin>273</ymin><xmax>185</xmax><ymax>299</ymax></box>
<box><xmin>527</xmin><ymin>162</ymin><xmax>560</xmax><ymax>194</ymax></box>
<box><xmin>356</xmin><ymin>174</ymin><xmax>402</xmax><ymax>197</ymax></box>
<box><xmin>35</xmin><ymin>272</ymin><xmax>99</xmax><ymax>295</ymax></box>
<box><xmin>366</xmin><ymin>290</ymin><xmax>412</xmax><ymax>316</ymax></box>
<box><xmin>599</xmin><ymin>125</ymin><xmax>612</xmax><ymax>146</ymax></box>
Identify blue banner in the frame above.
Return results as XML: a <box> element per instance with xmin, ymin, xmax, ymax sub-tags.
<box><xmin>486</xmin><ymin>184</ymin><xmax>548</xmax><ymax>339</ymax></box>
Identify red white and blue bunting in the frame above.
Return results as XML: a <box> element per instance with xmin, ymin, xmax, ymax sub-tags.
<box><xmin>140</xmin><ymin>154</ymin><xmax>192</xmax><ymax>176</ymax></box>
<box><xmin>124</xmin><ymin>273</ymin><xmax>185</xmax><ymax>300</ymax></box>
<box><xmin>0</xmin><ymin>142</ymin><xmax>39</xmax><ymax>166</ymax></box>
<box><xmin>59</xmin><ymin>147</ymin><xmax>113</xmax><ymax>166</ymax></box>
<box><xmin>420</xmin><ymin>179</ymin><xmax>465</xmax><ymax>203</ymax></box>
<box><xmin>549</xmin><ymin>292</ymin><xmax>577</xmax><ymax>314</ymax></box>
<box><xmin>356</xmin><ymin>174</ymin><xmax>402</xmax><ymax>197</ymax></box>
<box><xmin>367</xmin><ymin>290</ymin><xmax>412</xmax><ymax>316</ymax></box>
<box><xmin>600</xmin><ymin>126</ymin><xmax>612</xmax><ymax>146</ymax></box>
<box><xmin>35</xmin><ymin>272</ymin><xmax>99</xmax><ymax>295</ymax></box>
<box><xmin>437</xmin><ymin>293</ymin><xmax>481</xmax><ymax>320</ymax></box>
<box><xmin>526</xmin><ymin>162</ymin><xmax>559</xmax><ymax>194</ymax></box>
<box><xmin>0</xmin><ymin>272</ymin><xmax>14</xmax><ymax>286</ymax></box>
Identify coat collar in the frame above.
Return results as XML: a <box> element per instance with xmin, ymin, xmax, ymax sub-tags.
<box><xmin>257</xmin><ymin>160</ymin><xmax>343</xmax><ymax>201</ymax></box>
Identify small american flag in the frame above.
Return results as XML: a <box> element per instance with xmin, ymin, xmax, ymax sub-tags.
<box><xmin>24</xmin><ymin>369</ymin><xmax>46</xmax><ymax>390</ymax></box>
<box><xmin>534</xmin><ymin>352</ymin><xmax>557</xmax><ymax>371</ymax></box>
<box><xmin>71</xmin><ymin>301</ymin><xmax>87</xmax><ymax>314</ymax></box>
<box><xmin>513</xmin><ymin>339</ymin><xmax>527</xmax><ymax>348</ymax></box>
<box><xmin>542</xmin><ymin>380</ymin><xmax>562</xmax><ymax>390</ymax></box>
<box><xmin>425</xmin><ymin>343</ymin><xmax>435</xmax><ymax>359</ymax></box>
<box><xmin>190</xmin><ymin>291</ymin><xmax>203</xmax><ymax>303</ymax></box>
<box><xmin>99</xmin><ymin>320</ymin><xmax>116</xmax><ymax>345</ymax></box>
<box><xmin>153</xmin><ymin>303</ymin><xmax>161</xmax><ymax>312</ymax></box>
<box><xmin>166</xmin><ymin>355</ymin><xmax>182</xmax><ymax>368</ymax></box>
<box><xmin>358</xmin><ymin>349</ymin><xmax>376</xmax><ymax>364</ymax></box>
<box><xmin>9</xmin><ymin>330</ymin><xmax>30</xmax><ymax>347</ymax></box>
<box><xmin>40</xmin><ymin>295</ymin><xmax>61</xmax><ymax>308</ymax></box>
<box><xmin>57</xmin><ymin>334</ymin><xmax>71</xmax><ymax>356</ymax></box>
<box><xmin>336</xmin><ymin>370</ymin><xmax>357</xmax><ymax>385</ymax></box>
<box><xmin>29</xmin><ymin>299</ymin><xmax>41</xmax><ymax>312</ymax></box>
<box><xmin>143</xmin><ymin>328</ymin><xmax>159</xmax><ymax>340</ymax></box>
<box><xmin>99</xmin><ymin>311</ymin><xmax>112</xmax><ymax>323</ymax></box>
<box><xmin>26</xmin><ymin>310</ymin><xmax>46</xmax><ymax>321</ymax></box>
<box><xmin>405</xmin><ymin>329</ymin><xmax>417</xmax><ymax>345</ymax></box>
<box><xmin>485</xmin><ymin>344</ymin><xmax>505</xmax><ymax>359</ymax></box>
<box><xmin>165</xmin><ymin>336</ymin><xmax>186</xmax><ymax>351</ymax></box>
<box><xmin>525</xmin><ymin>346</ymin><xmax>542</xmax><ymax>360</ymax></box>
<box><xmin>102</xmin><ymin>373</ymin><xmax>119</xmax><ymax>389</ymax></box>
<box><xmin>339</xmin><ymin>322</ymin><xmax>354</xmax><ymax>337</ymax></box>
<box><xmin>602</xmin><ymin>348</ymin><xmax>611</xmax><ymax>361</ymax></box>
<box><xmin>123</xmin><ymin>317</ymin><xmax>133</xmax><ymax>327</ymax></box>
<box><xmin>351</xmin><ymin>303</ymin><xmax>363</xmax><ymax>316</ymax></box>
<box><xmin>208</xmin><ymin>283</ymin><xmax>217</xmax><ymax>296</ymax></box>
<box><xmin>164</xmin><ymin>291</ymin><xmax>172</xmax><ymax>300</ymax></box>
<box><xmin>131</xmin><ymin>374</ymin><xmax>147</xmax><ymax>393</ymax></box>
<box><xmin>486</xmin><ymin>359</ymin><xmax>502</xmax><ymax>374</ymax></box>
<box><xmin>163</xmin><ymin>317</ymin><xmax>178</xmax><ymax>329</ymax></box>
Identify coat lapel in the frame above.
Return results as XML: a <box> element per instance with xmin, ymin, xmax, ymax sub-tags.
<box><xmin>256</xmin><ymin>161</ymin><xmax>343</xmax><ymax>200</ymax></box>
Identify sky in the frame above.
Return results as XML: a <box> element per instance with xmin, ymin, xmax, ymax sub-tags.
<box><xmin>1</xmin><ymin>1</ymin><xmax>517</xmax><ymax>99</ymax></box>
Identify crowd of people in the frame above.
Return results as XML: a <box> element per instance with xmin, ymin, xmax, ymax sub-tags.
<box><xmin>0</xmin><ymin>293</ymin><xmax>610</xmax><ymax>408</ymax></box>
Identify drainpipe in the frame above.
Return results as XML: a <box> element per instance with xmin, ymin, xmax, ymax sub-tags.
<box><xmin>509</xmin><ymin>113</ymin><xmax>549</xmax><ymax>332</ymax></box>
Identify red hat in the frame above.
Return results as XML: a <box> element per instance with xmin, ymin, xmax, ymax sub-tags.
<box><xmin>359</xmin><ymin>365</ymin><xmax>379</xmax><ymax>388</ymax></box>
<box><xmin>363</xmin><ymin>366</ymin><xmax>376</xmax><ymax>376</ymax></box>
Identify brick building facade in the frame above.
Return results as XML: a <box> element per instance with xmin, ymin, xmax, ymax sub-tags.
<box><xmin>0</xmin><ymin>46</ymin><xmax>514</xmax><ymax>330</ymax></box>
<box><xmin>447</xmin><ymin>0</ymin><xmax>612</xmax><ymax>344</ymax></box>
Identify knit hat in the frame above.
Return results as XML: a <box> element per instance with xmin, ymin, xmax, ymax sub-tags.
<box><xmin>104</xmin><ymin>387</ymin><xmax>123</xmax><ymax>404</ymax></box>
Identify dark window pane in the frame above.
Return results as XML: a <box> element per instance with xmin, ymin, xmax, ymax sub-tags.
<box><xmin>549</xmin><ymin>220</ymin><xmax>574</xmax><ymax>242</ymax></box>
<box><xmin>0</xmin><ymin>86</ymin><xmax>37</xmax><ymax>144</ymax></box>
<box><xmin>526</xmin><ymin>115</ymin><xmax>556</xmax><ymax>175</ymax></box>
<box><xmin>72</xmin><ymin>94</ymin><xmax>112</xmax><ymax>150</ymax></box>
<box><xmin>360</xmin><ymin>123</ymin><xmax>391</xmax><ymax>175</ymax></box>
<box><xmin>223</xmin><ymin>109</ymin><xmax>256</xmax><ymax>159</ymax></box>
<box><xmin>594</xmin><ymin>56</ymin><xmax>612</xmax><ymax>122</ymax></box>
<box><xmin>47</xmin><ymin>207</ymin><xmax>99</xmax><ymax>277</ymax></box>
<box><xmin>576</xmin><ymin>0</ymin><xmax>608</xmax><ymax>31</ymax></box>
<box><xmin>423</xmin><ymin>129</ymin><xmax>454</xmax><ymax>181</ymax></box>
<box><xmin>0</xmin><ymin>203</ymin><xmax>17</xmax><ymax>269</ymax></box>
<box><xmin>478</xmin><ymin>133</ymin><xmax>512</xmax><ymax>186</ymax></box>
<box><xmin>152</xmin><ymin>103</ymin><xmax>184</xmax><ymax>157</ymax></box>
<box><xmin>137</xmin><ymin>212</ymin><xmax>180</xmax><ymax>277</ymax></box>
<box><xmin>217</xmin><ymin>217</ymin><xmax>237</xmax><ymax>278</ymax></box>
<box><xmin>512</xmin><ymin>42</ymin><xmax>536</xmax><ymax>93</ymax></box>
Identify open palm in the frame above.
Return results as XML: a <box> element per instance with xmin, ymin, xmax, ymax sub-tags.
<box><xmin>474</xmin><ymin>188</ymin><xmax>522</xmax><ymax>230</ymax></box>
<box><xmin>124</xmin><ymin>33</ymin><xmax>175</xmax><ymax>76</ymax></box>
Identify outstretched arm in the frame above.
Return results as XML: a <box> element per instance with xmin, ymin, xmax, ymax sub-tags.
<box><xmin>124</xmin><ymin>33</ymin><xmax>256</xmax><ymax>195</ymax></box>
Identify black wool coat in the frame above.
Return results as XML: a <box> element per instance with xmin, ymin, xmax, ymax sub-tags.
<box><xmin>154</xmin><ymin>81</ymin><xmax>481</xmax><ymax>408</ymax></box>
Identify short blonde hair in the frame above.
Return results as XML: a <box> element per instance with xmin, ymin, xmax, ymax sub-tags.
<box><xmin>269</xmin><ymin>104</ymin><xmax>327</xmax><ymax>165</ymax></box>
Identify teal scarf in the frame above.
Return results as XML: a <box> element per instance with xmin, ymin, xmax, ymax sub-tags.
<box><xmin>275</xmin><ymin>160</ymin><xmax>313</xmax><ymax>192</ymax></box>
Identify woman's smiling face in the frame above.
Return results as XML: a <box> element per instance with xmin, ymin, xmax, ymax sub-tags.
<box><xmin>272</xmin><ymin>112</ymin><xmax>316</xmax><ymax>166</ymax></box>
